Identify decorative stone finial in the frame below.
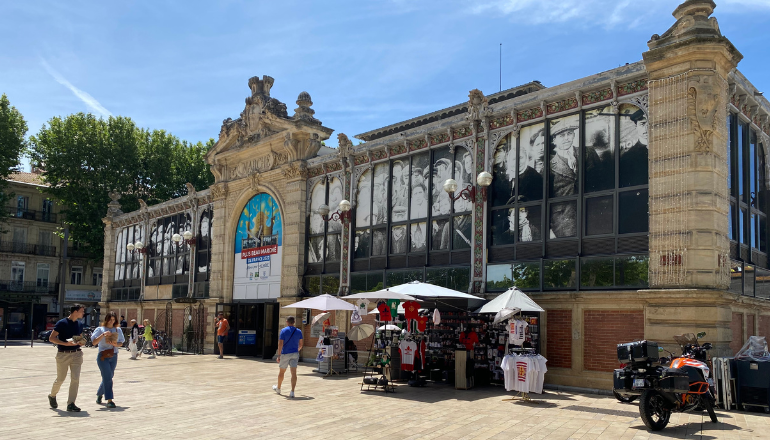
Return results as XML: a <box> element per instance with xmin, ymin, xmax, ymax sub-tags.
<box><xmin>673</xmin><ymin>0</ymin><xmax>715</xmax><ymax>20</ymax></box>
<box><xmin>248</xmin><ymin>75</ymin><xmax>274</xmax><ymax>97</ymax></box>
<box><xmin>106</xmin><ymin>191</ymin><xmax>122</xmax><ymax>217</ymax></box>
<box><xmin>466</xmin><ymin>89</ymin><xmax>491</xmax><ymax>121</ymax></box>
<box><xmin>648</xmin><ymin>0</ymin><xmax>722</xmax><ymax>50</ymax></box>
<box><xmin>293</xmin><ymin>91</ymin><xmax>320</xmax><ymax>124</ymax></box>
<box><xmin>337</xmin><ymin>133</ymin><xmax>353</xmax><ymax>159</ymax></box>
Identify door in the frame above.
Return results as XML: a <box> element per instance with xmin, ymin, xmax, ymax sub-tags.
<box><xmin>262</xmin><ymin>302</ymin><xmax>280</xmax><ymax>359</ymax></box>
<box><xmin>215</xmin><ymin>304</ymin><xmax>237</xmax><ymax>355</ymax></box>
<box><xmin>12</xmin><ymin>228</ymin><xmax>26</xmax><ymax>253</ymax></box>
<box><xmin>235</xmin><ymin>304</ymin><xmax>259</xmax><ymax>357</ymax></box>
<box><xmin>11</xmin><ymin>261</ymin><xmax>25</xmax><ymax>291</ymax></box>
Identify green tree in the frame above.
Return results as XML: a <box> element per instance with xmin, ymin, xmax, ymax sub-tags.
<box><xmin>0</xmin><ymin>94</ymin><xmax>28</xmax><ymax>229</ymax></box>
<box><xmin>29</xmin><ymin>113</ymin><xmax>214</xmax><ymax>259</ymax></box>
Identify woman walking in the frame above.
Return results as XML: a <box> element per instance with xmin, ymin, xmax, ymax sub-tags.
<box><xmin>142</xmin><ymin>319</ymin><xmax>157</xmax><ymax>358</ymax></box>
<box><xmin>91</xmin><ymin>312</ymin><xmax>125</xmax><ymax>408</ymax></box>
<box><xmin>129</xmin><ymin>319</ymin><xmax>140</xmax><ymax>360</ymax></box>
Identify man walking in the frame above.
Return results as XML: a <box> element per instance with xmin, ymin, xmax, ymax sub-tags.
<box><xmin>272</xmin><ymin>316</ymin><xmax>303</xmax><ymax>398</ymax></box>
<box><xmin>215</xmin><ymin>312</ymin><xmax>229</xmax><ymax>359</ymax></box>
<box><xmin>48</xmin><ymin>304</ymin><xmax>86</xmax><ymax>412</ymax></box>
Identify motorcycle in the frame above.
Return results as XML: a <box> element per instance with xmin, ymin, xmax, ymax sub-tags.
<box><xmin>613</xmin><ymin>332</ymin><xmax>718</xmax><ymax>431</ymax></box>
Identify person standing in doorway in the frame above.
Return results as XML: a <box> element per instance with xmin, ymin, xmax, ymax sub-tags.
<box><xmin>129</xmin><ymin>319</ymin><xmax>140</xmax><ymax>360</ymax></box>
<box><xmin>120</xmin><ymin>315</ymin><xmax>127</xmax><ymax>328</ymax></box>
<box><xmin>216</xmin><ymin>312</ymin><xmax>229</xmax><ymax>359</ymax></box>
<box><xmin>142</xmin><ymin>319</ymin><xmax>157</xmax><ymax>358</ymax></box>
<box><xmin>273</xmin><ymin>316</ymin><xmax>303</xmax><ymax>398</ymax></box>
<box><xmin>48</xmin><ymin>304</ymin><xmax>86</xmax><ymax>412</ymax></box>
<box><xmin>91</xmin><ymin>312</ymin><xmax>125</xmax><ymax>408</ymax></box>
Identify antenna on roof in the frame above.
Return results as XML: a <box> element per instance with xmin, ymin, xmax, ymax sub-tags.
<box><xmin>499</xmin><ymin>43</ymin><xmax>502</xmax><ymax>92</ymax></box>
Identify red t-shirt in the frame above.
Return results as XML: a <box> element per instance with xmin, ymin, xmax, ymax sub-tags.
<box><xmin>416</xmin><ymin>316</ymin><xmax>429</xmax><ymax>333</ymax></box>
<box><xmin>377</xmin><ymin>302</ymin><xmax>392</xmax><ymax>321</ymax></box>
<box><xmin>459</xmin><ymin>331</ymin><xmax>478</xmax><ymax>351</ymax></box>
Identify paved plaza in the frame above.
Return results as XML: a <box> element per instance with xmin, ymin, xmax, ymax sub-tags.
<box><xmin>1</xmin><ymin>344</ymin><xmax>769</xmax><ymax>440</ymax></box>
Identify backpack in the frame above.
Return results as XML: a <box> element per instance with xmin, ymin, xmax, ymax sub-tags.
<box><xmin>151</xmin><ymin>327</ymin><xmax>157</xmax><ymax>338</ymax></box>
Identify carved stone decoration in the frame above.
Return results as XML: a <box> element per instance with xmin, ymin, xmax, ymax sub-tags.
<box><xmin>185</xmin><ymin>182</ymin><xmax>196</xmax><ymax>197</ymax></box>
<box><xmin>282</xmin><ymin>161</ymin><xmax>308</xmax><ymax>181</ymax></box>
<box><xmin>293</xmin><ymin>91</ymin><xmax>321</xmax><ymax>125</ymax></box>
<box><xmin>610</xmin><ymin>100</ymin><xmax>620</xmax><ymax>114</ymax></box>
<box><xmin>688</xmin><ymin>74</ymin><xmax>721</xmax><ymax>153</ymax></box>
<box><xmin>138</xmin><ymin>199</ymin><xmax>148</xmax><ymax>211</ymax></box>
<box><xmin>337</xmin><ymin>133</ymin><xmax>353</xmax><ymax>159</ymax></box>
<box><xmin>210</xmin><ymin>183</ymin><xmax>228</xmax><ymax>201</ymax></box>
<box><xmin>466</xmin><ymin>89</ymin><xmax>491</xmax><ymax>122</ymax></box>
<box><xmin>626</xmin><ymin>93</ymin><xmax>649</xmax><ymax>118</ymax></box>
<box><xmin>107</xmin><ymin>191</ymin><xmax>122</xmax><ymax>217</ymax></box>
<box><xmin>249</xmin><ymin>173</ymin><xmax>261</xmax><ymax>192</ymax></box>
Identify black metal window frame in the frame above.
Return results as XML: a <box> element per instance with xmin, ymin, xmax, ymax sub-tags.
<box><xmin>147</xmin><ymin>212</ymin><xmax>192</xmax><ymax>285</ymax></box>
<box><xmin>114</xmin><ymin>225</ymin><xmax>142</xmax><ymax>286</ymax></box>
<box><xmin>306</xmin><ymin>175</ymin><xmax>344</xmax><ymax>275</ymax></box>
<box><xmin>195</xmin><ymin>207</ymin><xmax>213</xmax><ymax>282</ymax></box>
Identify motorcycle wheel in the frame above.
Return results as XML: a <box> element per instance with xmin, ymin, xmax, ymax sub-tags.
<box><xmin>702</xmin><ymin>394</ymin><xmax>718</xmax><ymax>423</ymax></box>
<box><xmin>639</xmin><ymin>390</ymin><xmax>671</xmax><ymax>431</ymax></box>
<box><xmin>613</xmin><ymin>390</ymin><xmax>638</xmax><ymax>403</ymax></box>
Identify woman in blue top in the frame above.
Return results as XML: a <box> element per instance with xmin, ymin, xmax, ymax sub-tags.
<box><xmin>91</xmin><ymin>312</ymin><xmax>125</xmax><ymax>408</ymax></box>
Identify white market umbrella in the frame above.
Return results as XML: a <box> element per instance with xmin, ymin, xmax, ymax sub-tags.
<box><xmin>282</xmin><ymin>294</ymin><xmax>356</xmax><ymax>311</ymax></box>
<box><xmin>312</xmin><ymin>312</ymin><xmax>331</xmax><ymax>326</ymax></box>
<box><xmin>348</xmin><ymin>324</ymin><xmax>375</xmax><ymax>341</ymax></box>
<box><xmin>477</xmin><ymin>288</ymin><xmax>545</xmax><ymax>314</ymax></box>
<box><xmin>342</xmin><ymin>290</ymin><xmax>418</xmax><ymax>301</ymax></box>
<box><xmin>493</xmin><ymin>308</ymin><xmax>520</xmax><ymax>324</ymax></box>
<box><xmin>377</xmin><ymin>324</ymin><xmax>401</xmax><ymax>331</ymax></box>
<box><xmin>385</xmin><ymin>281</ymin><xmax>484</xmax><ymax>300</ymax></box>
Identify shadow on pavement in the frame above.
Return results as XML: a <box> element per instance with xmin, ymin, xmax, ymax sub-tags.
<box><xmin>50</xmin><ymin>408</ymin><xmax>90</xmax><ymax>417</ymax></box>
<box><xmin>96</xmin><ymin>406</ymin><xmax>130</xmax><ymax>412</ymax></box>
<box><xmin>562</xmin><ymin>404</ymin><xmax>639</xmax><ymax>418</ymax></box>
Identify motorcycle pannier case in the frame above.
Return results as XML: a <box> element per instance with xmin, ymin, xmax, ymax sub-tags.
<box><xmin>617</xmin><ymin>340</ymin><xmax>659</xmax><ymax>364</ymax></box>
<box><xmin>659</xmin><ymin>375</ymin><xmax>689</xmax><ymax>393</ymax></box>
<box><xmin>613</xmin><ymin>369</ymin><xmax>632</xmax><ymax>391</ymax></box>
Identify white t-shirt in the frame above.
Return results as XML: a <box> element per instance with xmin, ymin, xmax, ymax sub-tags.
<box><xmin>509</xmin><ymin>320</ymin><xmax>526</xmax><ymax>345</ymax></box>
<box><xmin>433</xmin><ymin>309</ymin><xmax>441</xmax><ymax>325</ymax></box>
<box><xmin>534</xmin><ymin>356</ymin><xmax>548</xmax><ymax>394</ymax></box>
<box><xmin>357</xmin><ymin>299</ymin><xmax>369</xmax><ymax>317</ymax></box>
<box><xmin>399</xmin><ymin>340</ymin><xmax>417</xmax><ymax>367</ymax></box>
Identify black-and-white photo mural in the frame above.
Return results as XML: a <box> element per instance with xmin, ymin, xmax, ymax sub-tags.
<box><xmin>354</xmin><ymin>229</ymin><xmax>370</xmax><ymax>258</ymax></box>
<box><xmin>308</xmin><ymin>236</ymin><xmax>325</xmax><ymax>263</ymax></box>
<box><xmin>432</xmin><ymin>148</ymin><xmax>452</xmax><ymax>217</ymax></box>
<box><xmin>328</xmin><ymin>177</ymin><xmax>343</xmax><ymax>233</ymax></box>
<box><xmin>410</xmin><ymin>153</ymin><xmax>429</xmax><ymax>220</ymax></box>
<box><xmin>392</xmin><ymin>159</ymin><xmax>408</xmax><ymax>222</ymax></box>
<box><xmin>454</xmin><ymin>147</ymin><xmax>474</xmax><ymax>213</ymax></box>
<box><xmin>356</xmin><ymin>169</ymin><xmax>371</xmax><ymax>227</ymax></box>
<box><xmin>584</xmin><ymin>105</ymin><xmax>615</xmax><ymax>193</ymax></box>
<box><xmin>432</xmin><ymin>219</ymin><xmax>450</xmax><ymax>250</ymax></box>
<box><xmin>491</xmin><ymin>134</ymin><xmax>513</xmax><ymax>206</ymax></box>
<box><xmin>309</xmin><ymin>179</ymin><xmax>326</xmax><ymax>235</ymax></box>
<box><xmin>519</xmin><ymin>123</ymin><xmax>545</xmax><ymax>202</ymax></box>
<box><xmin>372</xmin><ymin>163</ymin><xmax>388</xmax><ymax>226</ymax></box>
<box><xmin>391</xmin><ymin>225</ymin><xmax>407</xmax><ymax>253</ymax></box>
<box><xmin>619</xmin><ymin>104</ymin><xmax>648</xmax><ymax>187</ymax></box>
<box><xmin>410</xmin><ymin>222</ymin><xmax>427</xmax><ymax>252</ymax></box>
<box><xmin>453</xmin><ymin>215</ymin><xmax>472</xmax><ymax>249</ymax></box>
<box><xmin>549</xmin><ymin>115</ymin><xmax>579</xmax><ymax>237</ymax></box>
<box><xmin>518</xmin><ymin>205</ymin><xmax>541</xmax><ymax>242</ymax></box>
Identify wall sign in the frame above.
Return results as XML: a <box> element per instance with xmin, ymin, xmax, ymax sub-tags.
<box><xmin>233</xmin><ymin>193</ymin><xmax>283</xmax><ymax>300</ymax></box>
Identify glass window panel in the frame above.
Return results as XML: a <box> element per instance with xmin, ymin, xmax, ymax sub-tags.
<box><xmin>372</xmin><ymin>163</ymin><xmax>389</xmax><ymax>226</ymax></box>
<box><xmin>327</xmin><ymin>177</ymin><xmax>344</xmax><ymax>233</ymax></box>
<box><xmin>729</xmin><ymin>262</ymin><xmax>743</xmax><ymax>295</ymax></box>
<box><xmin>584</xmin><ymin>105</ymin><xmax>616</xmax><ymax>193</ymax></box>
<box><xmin>759</xmin><ymin>143</ymin><xmax>767</xmax><ymax>213</ymax></box>
<box><xmin>371</xmin><ymin>229</ymin><xmax>387</xmax><ymax>256</ymax></box>
<box><xmin>356</xmin><ymin>169</ymin><xmax>372</xmax><ymax>227</ymax></box>
<box><xmin>549</xmin><ymin>114</ymin><xmax>579</xmax><ymax>197</ymax></box>
<box><xmin>761</xmin><ymin>216</ymin><xmax>767</xmax><ymax>253</ymax></box>
<box><xmin>321</xmin><ymin>275</ymin><xmax>340</xmax><ymax>295</ymax></box>
<box><xmin>453</xmin><ymin>147</ymin><xmax>474</xmax><ymax>213</ymax></box>
<box><xmin>519</xmin><ymin>205</ymin><xmax>542</xmax><ymax>242</ymax></box>
<box><xmin>581</xmin><ymin>257</ymin><xmax>614</xmax><ymax>287</ymax></box>
<box><xmin>756</xmin><ymin>267</ymin><xmax>770</xmax><ymax>299</ymax></box>
<box><xmin>752</xmin><ymin>213</ymin><xmax>758</xmax><ymax>249</ymax></box>
<box><xmin>751</xmin><ymin>131</ymin><xmax>758</xmax><ymax>202</ymax></box>
<box><xmin>431</xmin><ymin>219</ymin><xmax>451</xmax><ymax>251</ymax></box>
<box><xmin>410</xmin><ymin>222</ymin><xmax>427</xmax><ymax>252</ymax></box>
<box><xmin>487</xmin><ymin>264</ymin><xmax>514</xmax><ymax>291</ymax></box>
<box><xmin>519</xmin><ymin>123</ymin><xmax>545</xmax><ymax>202</ymax></box>
<box><xmin>550</xmin><ymin>200</ymin><xmax>577</xmax><ymax>238</ymax></box>
<box><xmin>391</xmin><ymin>225</ymin><xmax>407</xmax><ymax>254</ymax></box>
<box><xmin>354</xmin><ymin>229</ymin><xmax>370</xmax><ymax>258</ymax></box>
<box><xmin>618</xmin><ymin>190</ymin><xmax>649</xmax><ymax>234</ymax></box>
<box><xmin>386</xmin><ymin>271</ymin><xmax>404</xmax><ymax>287</ymax></box>
<box><xmin>197</xmin><ymin>251</ymin><xmax>208</xmax><ymax>273</ymax></box>
<box><xmin>585</xmin><ymin>196</ymin><xmax>613</xmax><ymax>236</ymax></box>
<box><xmin>491</xmin><ymin>209</ymin><xmax>516</xmax><ymax>246</ymax></box>
<box><xmin>367</xmin><ymin>272</ymin><xmax>384</xmax><ymax>291</ymax></box>
<box><xmin>453</xmin><ymin>215</ymin><xmax>472</xmax><ymax>250</ymax></box>
<box><xmin>615</xmin><ymin>255</ymin><xmax>649</xmax><ymax>287</ymax></box>
<box><xmin>309</xmin><ymin>180</ymin><xmax>327</xmax><ymax>235</ymax></box>
<box><xmin>619</xmin><ymin>104</ymin><xmax>649</xmax><ymax>187</ymax></box>
<box><xmin>745</xmin><ymin>264</ymin><xmax>755</xmax><ymax>297</ymax></box>
<box><xmin>411</xmin><ymin>153</ymin><xmax>430</xmax><ymax>219</ymax></box>
<box><xmin>740</xmin><ymin>208</ymin><xmax>747</xmax><ymax>245</ymax></box>
<box><xmin>447</xmin><ymin>267</ymin><xmax>470</xmax><ymax>292</ymax></box>
<box><xmin>391</xmin><ymin>159</ymin><xmax>409</xmax><ymax>222</ymax></box>
<box><xmin>543</xmin><ymin>259</ymin><xmax>576</xmax><ymax>289</ymax></box>
<box><xmin>728</xmin><ymin>204</ymin><xmax>735</xmax><ymax>241</ymax></box>
<box><xmin>425</xmin><ymin>267</ymin><xmax>449</xmax><ymax>288</ymax></box>
<box><xmin>404</xmin><ymin>270</ymin><xmax>423</xmax><ymax>282</ymax></box>
<box><xmin>738</xmin><ymin>123</ymin><xmax>745</xmax><ymax>199</ymax></box>
<box><xmin>432</xmin><ymin>148</ymin><xmax>453</xmax><ymax>217</ymax></box>
<box><xmin>512</xmin><ymin>261</ymin><xmax>540</xmax><ymax>289</ymax></box>
<box><xmin>491</xmin><ymin>134</ymin><xmax>514</xmax><ymax>206</ymax></box>
<box><xmin>727</xmin><ymin>113</ymin><xmax>732</xmax><ymax>191</ymax></box>
<box><xmin>308</xmin><ymin>236</ymin><xmax>324</xmax><ymax>263</ymax></box>
<box><xmin>164</xmin><ymin>218</ymin><xmax>175</xmax><ymax>257</ymax></box>
<box><xmin>326</xmin><ymin>234</ymin><xmax>341</xmax><ymax>261</ymax></box>
<box><xmin>199</xmin><ymin>211</ymin><xmax>211</xmax><ymax>250</ymax></box>
<box><xmin>351</xmin><ymin>273</ymin><xmax>367</xmax><ymax>294</ymax></box>
<box><xmin>115</xmin><ymin>230</ymin><xmax>125</xmax><ymax>264</ymax></box>
<box><xmin>151</xmin><ymin>223</ymin><xmax>162</xmax><ymax>258</ymax></box>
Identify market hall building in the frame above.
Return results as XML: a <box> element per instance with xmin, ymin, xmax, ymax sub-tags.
<box><xmin>100</xmin><ymin>0</ymin><xmax>770</xmax><ymax>389</ymax></box>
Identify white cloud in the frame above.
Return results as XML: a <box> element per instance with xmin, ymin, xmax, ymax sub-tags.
<box><xmin>40</xmin><ymin>58</ymin><xmax>111</xmax><ymax>117</ymax></box>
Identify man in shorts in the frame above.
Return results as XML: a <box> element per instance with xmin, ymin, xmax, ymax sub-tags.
<box><xmin>272</xmin><ymin>316</ymin><xmax>303</xmax><ymax>398</ymax></box>
<box><xmin>215</xmin><ymin>312</ymin><xmax>229</xmax><ymax>359</ymax></box>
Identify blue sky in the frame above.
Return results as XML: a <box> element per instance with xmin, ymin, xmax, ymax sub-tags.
<box><xmin>2</xmin><ymin>0</ymin><xmax>770</xmax><ymax>171</ymax></box>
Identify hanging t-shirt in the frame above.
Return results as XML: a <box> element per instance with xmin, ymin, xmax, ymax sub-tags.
<box><xmin>509</xmin><ymin>320</ymin><xmax>526</xmax><ymax>345</ymax></box>
<box><xmin>386</xmin><ymin>299</ymin><xmax>400</xmax><ymax>320</ymax></box>
<box><xmin>433</xmin><ymin>309</ymin><xmax>441</xmax><ymax>325</ymax></box>
<box><xmin>402</xmin><ymin>301</ymin><xmax>420</xmax><ymax>332</ymax></box>
<box><xmin>399</xmin><ymin>340</ymin><xmax>418</xmax><ymax>371</ymax></box>
<box><xmin>459</xmin><ymin>331</ymin><xmax>478</xmax><ymax>351</ymax></box>
<box><xmin>350</xmin><ymin>309</ymin><xmax>362</xmax><ymax>324</ymax></box>
<box><xmin>415</xmin><ymin>316</ymin><xmax>429</xmax><ymax>333</ymax></box>
<box><xmin>533</xmin><ymin>356</ymin><xmax>548</xmax><ymax>394</ymax></box>
<box><xmin>356</xmin><ymin>299</ymin><xmax>369</xmax><ymax>317</ymax></box>
<box><xmin>515</xmin><ymin>357</ymin><xmax>532</xmax><ymax>393</ymax></box>
<box><xmin>377</xmin><ymin>301</ymin><xmax>392</xmax><ymax>321</ymax></box>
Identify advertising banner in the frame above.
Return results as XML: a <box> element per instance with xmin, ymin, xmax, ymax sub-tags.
<box><xmin>233</xmin><ymin>193</ymin><xmax>283</xmax><ymax>300</ymax></box>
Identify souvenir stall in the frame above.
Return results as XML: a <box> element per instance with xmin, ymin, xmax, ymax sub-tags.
<box><xmin>282</xmin><ymin>294</ymin><xmax>357</xmax><ymax>376</ymax></box>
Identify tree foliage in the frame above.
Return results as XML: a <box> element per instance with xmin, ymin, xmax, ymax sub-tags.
<box><xmin>29</xmin><ymin>113</ymin><xmax>214</xmax><ymax>258</ymax></box>
<box><xmin>0</xmin><ymin>94</ymin><xmax>28</xmax><ymax>228</ymax></box>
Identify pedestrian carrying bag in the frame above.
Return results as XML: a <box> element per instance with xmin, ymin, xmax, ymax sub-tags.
<box><xmin>99</xmin><ymin>350</ymin><xmax>115</xmax><ymax>361</ymax></box>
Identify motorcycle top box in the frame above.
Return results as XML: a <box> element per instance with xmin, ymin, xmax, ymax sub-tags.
<box><xmin>617</xmin><ymin>340</ymin><xmax>660</xmax><ymax>364</ymax></box>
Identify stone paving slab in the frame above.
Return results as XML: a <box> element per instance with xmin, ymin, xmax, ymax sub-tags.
<box><xmin>1</xmin><ymin>344</ymin><xmax>768</xmax><ymax>439</ymax></box>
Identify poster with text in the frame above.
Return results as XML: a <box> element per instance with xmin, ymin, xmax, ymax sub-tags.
<box><xmin>233</xmin><ymin>193</ymin><xmax>283</xmax><ymax>300</ymax></box>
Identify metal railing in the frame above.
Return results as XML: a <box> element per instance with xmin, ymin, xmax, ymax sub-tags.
<box><xmin>5</xmin><ymin>207</ymin><xmax>58</xmax><ymax>223</ymax></box>
<box><xmin>0</xmin><ymin>241</ymin><xmax>57</xmax><ymax>257</ymax></box>
<box><xmin>0</xmin><ymin>280</ymin><xmax>60</xmax><ymax>294</ymax></box>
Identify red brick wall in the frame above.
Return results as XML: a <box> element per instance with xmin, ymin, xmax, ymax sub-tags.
<box><xmin>127</xmin><ymin>308</ymin><xmax>138</xmax><ymax>324</ymax></box>
<box><xmin>584</xmin><ymin>310</ymin><xmax>645</xmax><ymax>372</ymax></box>
<box><xmin>760</xmin><ymin>316</ymin><xmax>770</xmax><ymax>339</ymax></box>
<box><xmin>747</xmin><ymin>314</ymin><xmax>756</xmax><ymax>338</ymax></box>
<box><xmin>546</xmin><ymin>310</ymin><xmax>573</xmax><ymax>369</ymax></box>
<box><xmin>730</xmin><ymin>312</ymin><xmax>744</xmax><ymax>355</ymax></box>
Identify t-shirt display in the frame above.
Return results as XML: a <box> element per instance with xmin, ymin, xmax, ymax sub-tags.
<box><xmin>501</xmin><ymin>353</ymin><xmax>548</xmax><ymax>393</ymax></box>
<box><xmin>459</xmin><ymin>331</ymin><xmax>479</xmax><ymax>351</ymax></box>
<box><xmin>399</xmin><ymin>340</ymin><xmax>418</xmax><ymax>371</ymax></box>
<box><xmin>403</xmin><ymin>301</ymin><xmax>420</xmax><ymax>332</ymax></box>
<box><xmin>386</xmin><ymin>299</ymin><xmax>401</xmax><ymax>320</ymax></box>
<box><xmin>356</xmin><ymin>299</ymin><xmax>369</xmax><ymax>316</ymax></box>
<box><xmin>415</xmin><ymin>316</ymin><xmax>429</xmax><ymax>333</ymax></box>
<box><xmin>377</xmin><ymin>301</ymin><xmax>392</xmax><ymax>321</ymax></box>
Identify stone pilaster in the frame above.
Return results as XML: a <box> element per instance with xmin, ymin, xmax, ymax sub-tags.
<box><xmin>280</xmin><ymin>166</ymin><xmax>308</xmax><ymax>299</ymax></box>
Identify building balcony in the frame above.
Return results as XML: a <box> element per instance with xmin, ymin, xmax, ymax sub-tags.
<box><xmin>0</xmin><ymin>280</ymin><xmax>60</xmax><ymax>294</ymax></box>
<box><xmin>5</xmin><ymin>206</ymin><xmax>58</xmax><ymax>224</ymax></box>
<box><xmin>0</xmin><ymin>241</ymin><xmax>57</xmax><ymax>257</ymax></box>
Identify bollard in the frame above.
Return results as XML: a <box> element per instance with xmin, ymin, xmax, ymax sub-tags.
<box><xmin>31</xmin><ymin>330</ymin><xmax>34</xmax><ymax>348</ymax></box>
<box><xmin>4</xmin><ymin>329</ymin><xmax>7</xmax><ymax>348</ymax></box>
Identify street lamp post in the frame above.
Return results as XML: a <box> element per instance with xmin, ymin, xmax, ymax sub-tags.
<box><xmin>317</xmin><ymin>199</ymin><xmax>352</xmax><ymax>224</ymax></box>
<box><xmin>442</xmin><ymin>171</ymin><xmax>493</xmax><ymax>203</ymax></box>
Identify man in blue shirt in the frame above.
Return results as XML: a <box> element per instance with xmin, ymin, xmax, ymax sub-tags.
<box><xmin>48</xmin><ymin>304</ymin><xmax>86</xmax><ymax>412</ymax></box>
<box><xmin>272</xmin><ymin>316</ymin><xmax>303</xmax><ymax>398</ymax></box>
